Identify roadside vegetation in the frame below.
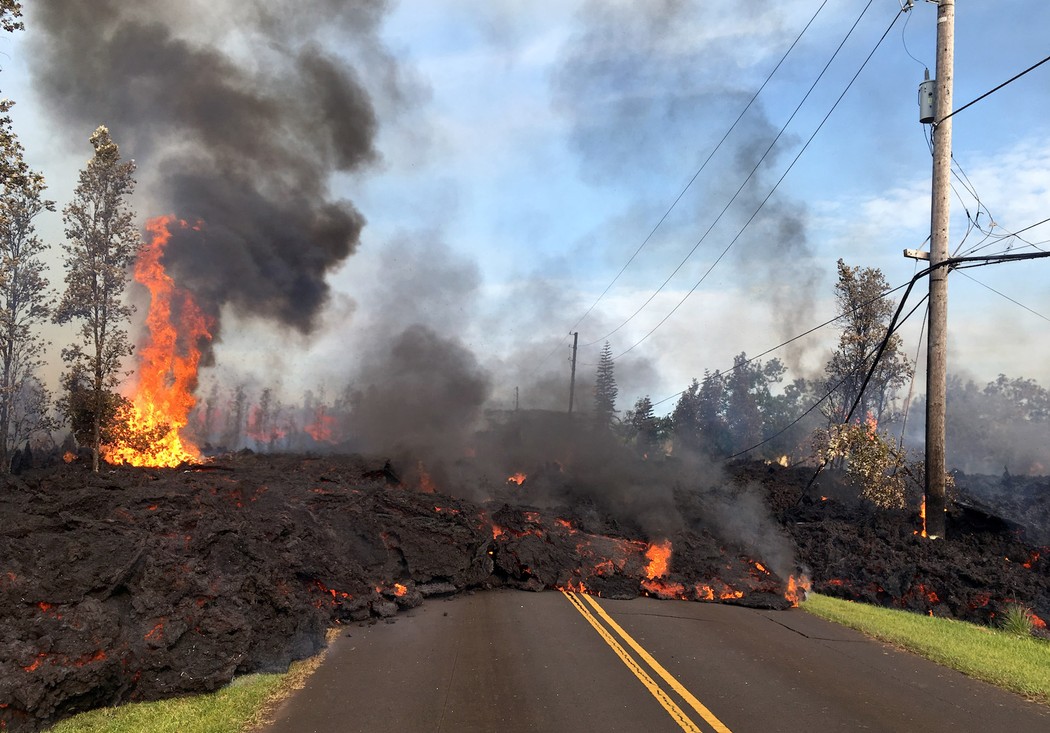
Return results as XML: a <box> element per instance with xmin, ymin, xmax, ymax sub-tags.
<box><xmin>46</xmin><ymin>629</ymin><xmax>337</xmax><ymax>733</ymax></box>
<box><xmin>803</xmin><ymin>592</ymin><xmax>1050</xmax><ymax>704</ymax></box>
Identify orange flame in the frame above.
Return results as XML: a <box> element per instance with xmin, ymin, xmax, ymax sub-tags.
<box><xmin>917</xmin><ymin>496</ymin><xmax>928</xmax><ymax>538</ymax></box>
<box><xmin>507</xmin><ymin>472</ymin><xmax>527</xmax><ymax>485</ymax></box>
<box><xmin>103</xmin><ymin>216</ymin><xmax>213</xmax><ymax>467</ymax></box>
<box><xmin>305</xmin><ymin>406</ymin><xmax>337</xmax><ymax>443</ymax></box>
<box><xmin>417</xmin><ymin>461</ymin><xmax>437</xmax><ymax>493</ymax></box>
<box><xmin>644</xmin><ymin>539</ymin><xmax>672</xmax><ymax>579</ymax></box>
<box><xmin>864</xmin><ymin>412</ymin><xmax>878</xmax><ymax>439</ymax></box>
<box><xmin>784</xmin><ymin>574</ymin><xmax>811</xmax><ymax>607</ymax></box>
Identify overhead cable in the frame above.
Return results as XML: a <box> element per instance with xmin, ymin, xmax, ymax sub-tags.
<box><xmin>613</xmin><ymin>6</ymin><xmax>905</xmax><ymax>360</ymax></box>
<box><xmin>563</xmin><ymin>0</ymin><xmax>833</xmax><ymax>340</ymax></box>
<box><xmin>580</xmin><ymin>0</ymin><xmax>879</xmax><ymax>350</ymax></box>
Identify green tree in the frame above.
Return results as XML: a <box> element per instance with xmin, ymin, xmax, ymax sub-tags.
<box><xmin>724</xmin><ymin>353</ymin><xmax>785</xmax><ymax>454</ymax></box>
<box><xmin>697</xmin><ymin>369</ymin><xmax>731</xmax><ymax>456</ymax></box>
<box><xmin>593</xmin><ymin>341</ymin><xmax>617</xmax><ymax>430</ymax></box>
<box><xmin>933</xmin><ymin>373</ymin><xmax>1050</xmax><ymax>474</ymax></box>
<box><xmin>0</xmin><ymin>1</ymin><xmax>21</xmax><ymax>33</ymax></box>
<box><xmin>0</xmin><ymin>3</ymin><xmax>25</xmax><ymax>187</ymax></box>
<box><xmin>623</xmin><ymin>394</ymin><xmax>659</xmax><ymax>455</ymax></box>
<box><xmin>0</xmin><ymin>138</ymin><xmax>56</xmax><ymax>471</ymax></box>
<box><xmin>54</xmin><ymin>126</ymin><xmax>141</xmax><ymax>472</ymax></box>
<box><xmin>824</xmin><ymin>259</ymin><xmax>912</xmax><ymax>426</ymax></box>
<box><xmin>671</xmin><ymin>378</ymin><xmax>702</xmax><ymax>454</ymax></box>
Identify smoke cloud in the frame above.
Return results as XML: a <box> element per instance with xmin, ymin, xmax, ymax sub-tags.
<box><xmin>551</xmin><ymin>0</ymin><xmax>820</xmax><ymax>373</ymax></box>
<box><xmin>29</xmin><ymin>0</ymin><xmax>392</xmax><ymax>337</ymax></box>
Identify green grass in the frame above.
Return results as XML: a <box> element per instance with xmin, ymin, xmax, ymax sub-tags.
<box><xmin>46</xmin><ymin>628</ymin><xmax>338</xmax><ymax>733</ymax></box>
<box><xmin>47</xmin><ymin>673</ymin><xmax>284</xmax><ymax>733</ymax></box>
<box><xmin>802</xmin><ymin>592</ymin><xmax>1050</xmax><ymax>704</ymax></box>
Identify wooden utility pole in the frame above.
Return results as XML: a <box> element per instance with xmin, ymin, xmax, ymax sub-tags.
<box><xmin>568</xmin><ymin>332</ymin><xmax>579</xmax><ymax>414</ymax></box>
<box><xmin>925</xmin><ymin>0</ymin><xmax>955</xmax><ymax>540</ymax></box>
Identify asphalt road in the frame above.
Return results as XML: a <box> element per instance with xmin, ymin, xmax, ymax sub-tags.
<box><xmin>260</xmin><ymin>590</ymin><xmax>1049</xmax><ymax>733</ymax></box>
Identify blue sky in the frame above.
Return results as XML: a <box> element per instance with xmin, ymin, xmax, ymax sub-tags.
<box><xmin>4</xmin><ymin>0</ymin><xmax>1050</xmax><ymax>417</ymax></box>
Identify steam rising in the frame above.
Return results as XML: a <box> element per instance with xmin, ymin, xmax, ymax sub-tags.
<box><xmin>29</xmin><ymin>0</ymin><xmax>387</xmax><ymax>336</ymax></box>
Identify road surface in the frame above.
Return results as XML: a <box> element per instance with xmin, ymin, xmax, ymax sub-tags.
<box><xmin>260</xmin><ymin>589</ymin><xmax>1049</xmax><ymax>732</ymax></box>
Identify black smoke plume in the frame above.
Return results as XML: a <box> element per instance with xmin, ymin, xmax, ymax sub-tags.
<box><xmin>29</xmin><ymin>0</ymin><xmax>390</xmax><ymax>337</ymax></box>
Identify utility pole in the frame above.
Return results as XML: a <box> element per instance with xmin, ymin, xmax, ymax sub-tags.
<box><xmin>567</xmin><ymin>332</ymin><xmax>579</xmax><ymax>414</ymax></box>
<box><xmin>925</xmin><ymin>0</ymin><xmax>954</xmax><ymax>540</ymax></box>
<box><xmin>515</xmin><ymin>386</ymin><xmax>519</xmax><ymax>411</ymax></box>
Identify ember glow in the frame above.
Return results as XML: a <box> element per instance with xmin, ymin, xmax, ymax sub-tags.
<box><xmin>644</xmin><ymin>539</ymin><xmax>672</xmax><ymax>579</ymax></box>
<box><xmin>417</xmin><ymin>462</ymin><xmax>437</xmax><ymax>494</ymax></box>
<box><xmin>305</xmin><ymin>405</ymin><xmax>337</xmax><ymax>443</ymax></box>
<box><xmin>506</xmin><ymin>472</ymin><xmax>527</xmax><ymax>485</ymax></box>
<box><xmin>102</xmin><ymin>216</ymin><xmax>213</xmax><ymax>467</ymax></box>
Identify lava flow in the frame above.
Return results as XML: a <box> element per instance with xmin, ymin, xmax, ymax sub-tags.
<box><xmin>102</xmin><ymin>216</ymin><xmax>213</xmax><ymax>467</ymax></box>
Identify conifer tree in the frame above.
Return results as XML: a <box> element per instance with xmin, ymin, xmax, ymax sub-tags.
<box><xmin>593</xmin><ymin>341</ymin><xmax>618</xmax><ymax>429</ymax></box>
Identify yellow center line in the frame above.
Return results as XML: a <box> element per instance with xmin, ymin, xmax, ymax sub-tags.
<box><xmin>577</xmin><ymin>592</ymin><xmax>734</xmax><ymax>733</ymax></box>
<box><xmin>560</xmin><ymin>590</ymin><xmax>703</xmax><ymax>733</ymax></box>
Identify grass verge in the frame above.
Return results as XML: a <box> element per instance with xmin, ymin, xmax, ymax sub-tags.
<box><xmin>47</xmin><ymin>629</ymin><xmax>339</xmax><ymax>733</ymax></box>
<box><xmin>802</xmin><ymin>593</ymin><xmax>1050</xmax><ymax>704</ymax></box>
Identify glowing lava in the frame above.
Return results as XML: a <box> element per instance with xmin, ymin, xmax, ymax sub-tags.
<box><xmin>417</xmin><ymin>461</ymin><xmax>437</xmax><ymax>493</ymax></box>
<box><xmin>644</xmin><ymin>539</ymin><xmax>672</xmax><ymax>579</ymax></box>
<box><xmin>507</xmin><ymin>472</ymin><xmax>527</xmax><ymax>485</ymax></box>
<box><xmin>102</xmin><ymin>216</ymin><xmax>213</xmax><ymax>467</ymax></box>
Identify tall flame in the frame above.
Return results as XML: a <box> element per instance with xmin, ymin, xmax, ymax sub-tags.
<box><xmin>644</xmin><ymin>539</ymin><xmax>672</xmax><ymax>579</ymax></box>
<box><xmin>102</xmin><ymin>216</ymin><xmax>213</xmax><ymax>467</ymax></box>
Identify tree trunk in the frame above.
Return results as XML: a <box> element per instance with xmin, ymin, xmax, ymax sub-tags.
<box><xmin>92</xmin><ymin>380</ymin><xmax>102</xmax><ymax>473</ymax></box>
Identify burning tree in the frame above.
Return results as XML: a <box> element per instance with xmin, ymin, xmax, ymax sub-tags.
<box><xmin>54</xmin><ymin>126</ymin><xmax>142</xmax><ymax>472</ymax></box>
<box><xmin>0</xmin><ymin>112</ymin><xmax>56</xmax><ymax>471</ymax></box>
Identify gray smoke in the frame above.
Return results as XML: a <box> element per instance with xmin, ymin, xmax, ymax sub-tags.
<box><xmin>551</xmin><ymin>0</ymin><xmax>820</xmax><ymax>372</ymax></box>
<box><xmin>29</xmin><ymin>0</ymin><xmax>392</xmax><ymax>336</ymax></box>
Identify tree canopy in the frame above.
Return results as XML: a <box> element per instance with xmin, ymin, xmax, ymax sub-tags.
<box><xmin>54</xmin><ymin>126</ymin><xmax>141</xmax><ymax>471</ymax></box>
<box><xmin>823</xmin><ymin>259</ymin><xmax>912</xmax><ymax>426</ymax></box>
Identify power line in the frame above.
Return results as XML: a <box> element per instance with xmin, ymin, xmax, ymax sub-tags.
<box><xmin>650</xmin><ymin>278</ymin><xmax>913</xmax><ymax>409</ymax></box>
<box><xmin>896</xmin><ymin>301</ymin><xmax>929</xmax><ymax>450</ymax></box>
<box><xmin>727</xmin><ymin>292</ymin><xmax>930</xmax><ymax>460</ymax></box>
<box><xmin>715</xmin><ymin>251</ymin><xmax>1050</xmax><ymax>460</ymax></box>
<box><xmin>580</xmin><ymin>0</ymin><xmax>880</xmax><ymax>350</ymax></box>
<box><xmin>561</xmin><ymin>0</ymin><xmax>833</xmax><ymax>339</ymax></box>
<box><xmin>613</xmin><ymin>6</ymin><xmax>904</xmax><ymax>360</ymax></box>
<box><xmin>940</xmin><ymin>52</ymin><xmax>1050</xmax><ymax>124</ymax></box>
<box><xmin>957</xmin><ymin>270</ymin><xmax>1050</xmax><ymax>324</ymax></box>
<box><xmin>961</xmin><ymin>215</ymin><xmax>1050</xmax><ymax>258</ymax></box>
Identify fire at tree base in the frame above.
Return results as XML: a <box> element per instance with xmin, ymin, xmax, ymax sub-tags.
<box><xmin>0</xmin><ymin>454</ymin><xmax>1047</xmax><ymax>733</ymax></box>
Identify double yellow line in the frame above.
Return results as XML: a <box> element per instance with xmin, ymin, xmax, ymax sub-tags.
<box><xmin>561</xmin><ymin>591</ymin><xmax>733</xmax><ymax>733</ymax></box>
